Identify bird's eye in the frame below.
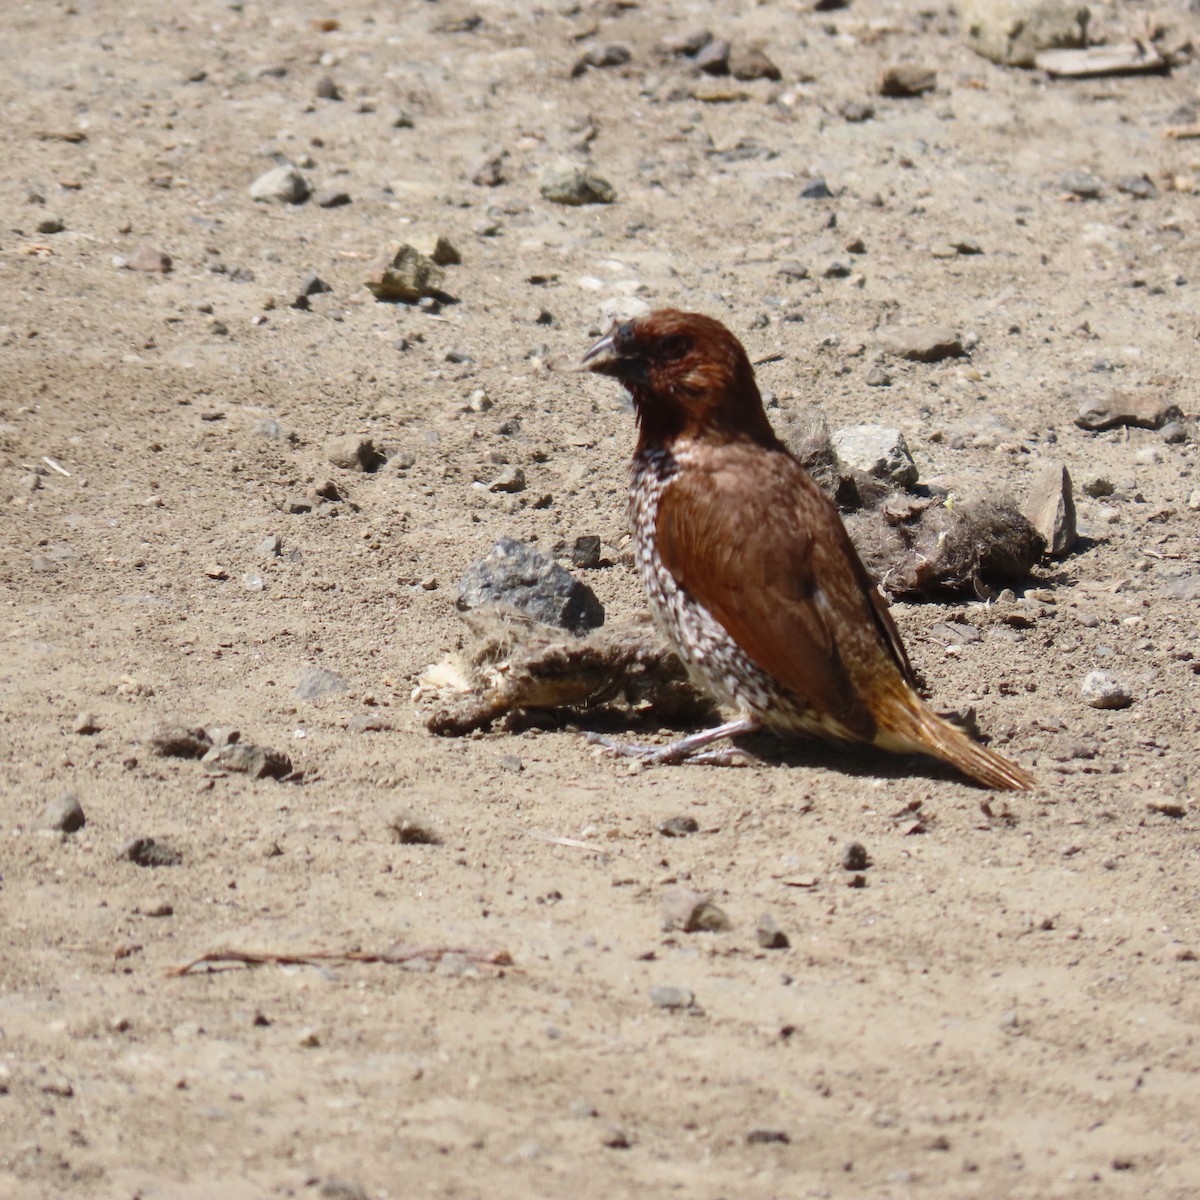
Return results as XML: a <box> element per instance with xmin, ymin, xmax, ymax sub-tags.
<box><xmin>656</xmin><ymin>334</ymin><xmax>691</xmax><ymax>362</ymax></box>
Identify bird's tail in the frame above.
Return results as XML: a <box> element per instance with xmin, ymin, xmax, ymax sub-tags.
<box><xmin>876</xmin><ymin>694</ymin><xmax>1035</xmax><ymax>791</ymax></box>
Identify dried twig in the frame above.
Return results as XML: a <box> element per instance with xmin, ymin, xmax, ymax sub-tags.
<box><xmin>170</xmin><ymin>943</ymin><xmax>515</xmax><ymax>976</ymax></box>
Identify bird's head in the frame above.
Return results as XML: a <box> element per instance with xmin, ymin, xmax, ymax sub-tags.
<box><xmin>565</xmin><ymin>309</ymin><xmax>776</xmax><ymax>448</ymax></box>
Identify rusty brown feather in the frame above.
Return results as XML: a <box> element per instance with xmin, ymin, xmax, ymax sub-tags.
<box><xmin>569</xmin><ymin>308</ymin><xmax>1034</xmax><ymax>790</ymax></box>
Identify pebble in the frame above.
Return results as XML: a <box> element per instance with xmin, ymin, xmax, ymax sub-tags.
<box><xmin>364</xmin><ymin>244</ymin><xmax>446</xmax><ymax>303</ymax></box>
<box><xmin>315</xmin><ymin>188</ymin><xmax>351</xmax><ymax>208</ymax></box>
<box><xmin>1188</xmin><ymin>488</ymin><xmax>1200</xmax><ymax>512</ymax></box>
<box><xmin>248</xmin><ymin>165</ymin><xmax>311</xmax><ymax>205</ymax></box>
<box><xmin>38</xmin><ymin>791</ymin><xmax>86</xmax><ymax>833</ymax></box>
<box><xmin>879</xmin><ymin>64</ymin><xmax>936</xmax><ymax>97</ymax></box>
<box><xmin>118</xmin><ymin>836</ymin><xmax>182</xmax><ymax>867</ymax></box>
<box><xmin>600</xmin><ymin>1127</ymin><xmax>632</xmax><ymax>1149</ymax></box>
<box><xmin>649</xmin><ymin>985</ymin><xmax>695</xmax><ymax>1010</ymax></box>
<box><xmin>571</xmin><ymin>44</ymin><xmax>632</xmax><ymax>76</ymax></box>
<box><xmin>747</xmin><ymin>1128</ymin><xmax>791</xmax><ymax>1145</ymax></box>
<box><xmin>457</xmin><ymin>536</ymin><xmax>605</xmax><ymax>633</ymax></box>
<box><xmin>658</xmin><ymin>815</ymin><xmax>699</xmax><ymax>837</ymax></box>
<box><xmin>1117</xmin><ymin>174</ymin><xmax>1158</xmax><ymax>200</ymax></box>
<box><xmin>878</xmin><ymin>324</ymin><xmax>964</xmax><ymax>362</ymax></box>
<box><xmin>660</xmin><ymin>28</ymin><xmax>714</xmax><ymax>57</ymax></box>
<box><xmin>959</xmin><ymin>0</ymin><xmax>1089</xmax><ymax>66</ymax></box>
<box><xmin>388</xmin><ymin>810</ymin><xmax>442</xmax><ymax>845</ymax></box>
<box><xmin>755</xmin><ymin>914</ymin><xmax>790</xmax><ymax>949</ymax></box>
<box><xmin>661</xmin><ymin>887</ymin><xmax>732</xmax><ymax>933</ymax></box>
<box><xmin>1161</xmin><ymin>420</ymin><xmax>1189</xmax><ymax>444</ymax></box>
<box><xmin>839</xmin><ymin>100</ymin><xmax>875</xmax><ymax>122</ymax></box>
<box><xmin>326</xmin><ymin>435</ymin><xmax>385</xmax><ymax>471</ymax></box>
<box><xmin>73</xmin><ymin>711</ymin><xmax>101</xmax><ymax>734</ymax></box>
<box><xmin>865</xmin><ymin>365</ymin><xmax>892</xmax><ymax>387</ymax></box>
<box><xmin>201</xmin><ymin>742</ymin><xmax>293</xmax><ymax>779</ymax></box>
<box><xmin>1075</xmin><ymin>392</ymin><xmax>1181</xmax><ymax>431</ymax></box>
<box><xmin>318</xmin><ymin>1179</ymin><xmax>370</xmax><ymax>1200</ymax></box>
<box><xmin>841</xmin><ymin>841</ymin><xmax>871</xmax><ymax>871</ymax></box>
<box><xmin>539</xmin><ymin>161</ymin><xmax>616</xmax><ymax>206</ymax></box>
<box><xmin>489</xmin><ymin>466</ymin><xmax>527</xmax><ymax>493</ymax></box>
<box><xmin>832</xmin><ymin>425</ymin><xmax>919</xmax><ymax>488</ymax></box>
<box><xmin>570</xmin><ymin>535</ymin><xmax>602</xmax><ymax>568</ymax></box>
<box><xmin>127</xmin><ymin>245</ymin><xmax>173</xmax><ymax>273</ymax></box>
<box><xmin>1134</xmin><ymin>447</ymin><xmax>1163</xmax><ymax>466</ymax></box>
<box><xmin>410</xmin><ymin>234</ymin><xmax>462</xmax><ymax>266</ymax></box>
<box><xmin>729</xmin><ymin>44</ymin><xmax>782</xmax><ymax>81</ymax></box>
<box><xmin>314</xmin><ymin>75</ymin><xmax>341</xmax><ymax>100</ymax></box>
<box><xmin>37</xmin><ymin>215</ymin><xmax>65</xmax><ymax>234</ymax></box>
<box><xmin>470</xmin><ymin>151</ymin><xmax>508</xmax><ymax>187</ymax></box>
<box><xmin>1080</xmin><ymin>670</ymin><xmax>1133</xmax><ymax>710</ymax></box>
<box><xmin>295</xmin><ymin>667</ymin><xmax>349</xmax><ymax>700</ymax></box>
<box><xmin>694</xmin><ymin>37</ymin><xmax>731</xmax><ymax>74</ymax></box>
<box><xmin>1023</xmin><ymin>461</ymin><xmax>1077</xmax><ymax>558</ymax></box>
<box><xmin>1082</xmin><ymin>475</ymin><xmax>1114</xmax><ymax>498</ymax></box>
<box><xmin>799</xmin><ymin>177</ymin><xmax>832</xmax><ymax>200</ymax></box>
<box><xmin>1060</xmin><ymin>170</ymin><xmax>1103</xmax><ymax>200</ymax></box>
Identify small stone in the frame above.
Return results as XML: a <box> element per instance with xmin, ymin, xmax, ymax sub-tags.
<box><xmin>1161</xmin><ymin>421</ymin><xmax>1189</xmax><ymax>444</ymax></box>
<box><xmin>73</xmin><ymin>711</ymin><xmax>101</xmax><ymax>735</ymax></box>
<box><xmin>1023</xmin><ymin>461</ymin><xmax>1078</xmax><ymax>558</ymax></box>
<box><xmin>660</xmin><ymin>28</ymin><xmax>713</xmax><ymax>57</ymax></box>
<box><xmin>314</xmin><ymin>75</ymin><xmax>342</xmax><ymax>100</ymax></box>
<box><xmin>878</xmin><ymin>325</ymin><xmax>964</xmax><ymax>362</ymax></box>
<box><xmin>600</xmin><ymin>1127</ymin><xmax>632</xmax><ymax>1149</ymax></box>
<box><xmin>800</xmin><ymin>177</ymin><xmax>832</xmax><ymax>200</ymax></box>
<box><xmin>841</xmin><ymin>841</ymin><xmax>871</xmax><ymax>871</ymax></box>
<box><xmin>1187</xmin><ymin>488</ymin><xmax>1200</xmax><ymax>512</ymax></box>
<box><xmin>388</xmin><ymin>810</ymin><xmax>442</xmax><ymax>845</ymax></box>
<box><xmin>879</xmin><ymin>64</ymin><xmax>937</xmax><ymax>97</ymax></box>
<box><xmin>326</xmin><ymin>435</ymin><xmax>386</xmax><ymax>471</ymax></box>
<box><xmin>729</xmin><ymin>44</ymin><xmax>781</xmax><ymax>81</ymax></box>
<box><xmin>364</xmin><ymin>244</ymin><xmax>446</xmax><ymax>303</ymax></box>
<box><xmin>571</xmin><ymin>44</ymin><xmax>632</xmax><ymax>76</ymax></box>
<box><xmin>127</xmin><ymin>245</ymin><xmax>173</xmax><ymax>273</ymax></box>
<box><xmin>201</xmin><ymin>742</ymin><xmax>293</xmax><ymax>779</ymax></box>
<box><xmin>838</xmin><ymin>100</ymin><xmax>875</xmax><ymax>122</ymax></box>
<box><xmin>658</xmin><ymin>815</ymin><xmax>699</xmax><ymax>837</ymax></box>
<box><xmin>755</xmin><ymin>914</ymin><xmax>790</xmax><ymax>949</ymax></box>
<box><xmin>147</xmin><ymin>723</ymin><xmax>212</xmax><ymax>759</ymax></box>
<box><xmin>315</xmin><ymin>188</ymin><xmax>351</xmax><ymax>208</ymax></box>
<box><xmin>661</xmin><ymin>887</ymin><xmax>732</xmax><ymax>933</ymax></box>
<box><xmin>295</xmin><ymin>667</ymin><xmax>349</xmax><ymax>700</ymax></box>
<box><xmin>465</xmin><ymin>389</ymin><xmax>492</xmax><ymax>413</ymax></box>
<box><xmin>649</xmin><ymin>985</ymin><xmax>694</xmax><ymax>1009</ymax></box>
<box><xmin>457</xmin><ymin>536</ymin><xmax>605</xmax><ymax>633</ymax></box>
<box><xmin>118</xmin><ymin>837</ymin><xmax>182</xmax><ymax>867</ymax></box>
<box><xmin>1075</xmin><ymin>392</ymin><xmax>1181</xmax><ymax>431</ymax></box>
<box><xmin>1082</xmin><ymin>475</ymin><xmax>1114</xmax><ymax>498</ymax></box>
<box><xmin>832</xmin><ymin>425</ymin><xmax>919</xmax><ymax>488</ymax></box>
<box><xmin>1081</xmin><ymin>670</ymin><xmax>1133</xmax><ymax>710</ymax></box>
<box><xmin>539</xmin><ymin>161</ymin><xmax>616</xmax><ymax>206</ymax></box>
<box><xmin>410</xmin><ymin>234</ymin><xmax>462</xmax><ymax>266</ymax></box>
<box><xmin>318</xmin><ymin>1179</ymin><xmax>369</xmax><ymax>1200</ymax></box>
<box><xmin>143</xmin><ymin>901</ymin><xmax>174</xmax><ymax>918</ymax></box>
<box><xmin>570</xmin><ymin>535</ymin><xmax>602</xmax><ymax>568</ymax></box>
<box><xmin>1117</xmin><ymin>174</ymin><xmax>1158</xmax><ymax>200</ymax></box>
<box><xmin>249</xmin><ymin>165</ymin><xmax>311</xmax><ymax>205</ymax></box>
<box><xmin>865</xmin><ymin>365</ymin><xmax>892</xmax><ymax>387</ymax></box>
<box><xmin>958</xmin><ymin>0</ymin><xmax>1089</xmax><ymax>68</ymax></box>
<box><xmin>1134</xmin><ymin>447</ymin><xmax>1163</xmax><ymax>466</ymax></box>
<box><xmin>38</xmin><ymin>791</ymin><xmax>86</xmax><ymax>833</ymax></box>
<box><xmin>1061</xmin><ymin>170</ymin><xmax>1103</xmax><ymax>200</ymax></box>
<box><xmin>694</xmin><ymin>37</ymin><xmax>731</xmax><ymax>74</ymax></box>
<box><xmin>488</xmin><ymin>466</ymin><xmax>526</xmax><ymax>493</ymax></box>
<box><xmin>37</xmin><ymin>215</ymin><xmax>65</xmax><ymax>234</ymax></box>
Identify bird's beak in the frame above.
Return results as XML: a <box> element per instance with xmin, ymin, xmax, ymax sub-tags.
<box><xmin>547</xmin><ymin>325</ymin><xmax>647</xmax><ymax>384</ymax></box>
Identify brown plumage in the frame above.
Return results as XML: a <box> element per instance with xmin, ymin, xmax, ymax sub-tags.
<box><xmin>569</xmin><ymin>308</ymin><xmax>1033</xmax><ymax>790</ymax></box>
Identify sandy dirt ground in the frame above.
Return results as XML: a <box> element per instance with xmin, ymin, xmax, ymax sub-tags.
<box><xmin>2</xmin><ymin>1</ymin><xmax>1199</xmax><ymax>1197</ymax></box>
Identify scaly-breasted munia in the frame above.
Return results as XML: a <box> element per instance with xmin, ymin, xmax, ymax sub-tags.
<box><xmin>563</xmin><ymin>309</ymin><xmax>1033</xmax><ymax>790</ymax></box>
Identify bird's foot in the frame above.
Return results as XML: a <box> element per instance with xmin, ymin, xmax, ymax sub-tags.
<box><xmin>583</xmin><ymin>717</ymin><xmax>762</xmax><ymax>767</ymax></box>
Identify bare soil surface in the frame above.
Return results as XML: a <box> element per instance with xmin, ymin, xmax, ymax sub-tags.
<box><xmin>2</xmin><ymin>2</ymin><xmax>1199</xmax><ymax>1197</ymax></box>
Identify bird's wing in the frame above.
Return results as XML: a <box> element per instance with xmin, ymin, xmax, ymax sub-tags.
<box><xmin>654</xmin><ymin>445</ymin><xmax>912</xmax><ymax>740</ymax></box>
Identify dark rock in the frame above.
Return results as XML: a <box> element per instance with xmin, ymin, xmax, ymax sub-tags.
<box><xmin>1061</xmin><ymin>170</ymin><xmax>1103</xmax><ymax>199</ymax></box>
<box><xmin>314</xmin><ymin>75</ymin><xmax>342</xmax><ymax>100</ymax></box>
<box><xmin>879</xmin><ymin>64</ymin><xmax>937</xmax><ymax>96</ymax></box>
<box><xmin>729</xmin><ymin>44</ymin><xmax>781</xmax><ymax>81</ymax></box>
<box><xmin>659</xmin><ymin>28</ymin><xmax>713</xmax><ymax>56</ymax></box>
<box><xmin>147</xmin><ymin>723</ymin><xmax>212</xmax><ymax>759</ymax></box>
<box><xmin>747</xmin><ymin>1128</ymin><xmax>791</xmax><ymax>1144</ymax></box>
<box><xmin>201</xmin><ymin>742</ymin><xmax>293</xmax><ymax>779</ymax></box>
<box><xmin>570</xmin><ymin>535</ymin><xmax>602</xmax><ymax>568</ymax></box>
<box><xmin>800</xmin><ymin>177</ymin><xmax>832</xmax><ymax>200</ymax></box>
<box><xmin>694</xmin><ymin>37</ymin><xmax>731</xmax><ymax>74</ymax></box>
<box><xmin>457</xmin><ymin>536</ymin><xmax>604</xmax><ymax>633</ymax></box>
<box><xmin>315</xmin><ymin>188</ymin><xmax>351</xmax><ymax>208</ymax></box>
<box><xmin>388</xmin><ymin>810</ymin><xmax>442</xmax><ymax>845</ymax></box>
<box><xmin>755</xmin><ymin>914</ymin><xmax>790</xmax><ymax>949</ymax></box>
<box><xmin>658</xmin><ymin>815</ymin><xmax>699</xmax><ymax>837</ymax></box>
<box><xmin>841</xmin><ymin>841</ymin><xmax>871</xmax><ymax>871</ymax></box>
<box><xmin>39</xmin><ymin>791</ymin><xmax>85</xmax><ymax>833</ymax></box>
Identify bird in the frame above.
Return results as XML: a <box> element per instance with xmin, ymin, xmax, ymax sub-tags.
<box><xmin>560</xmin><ymin>308</ymin><xmax>1034</xmax><ymax>791</ymax></box>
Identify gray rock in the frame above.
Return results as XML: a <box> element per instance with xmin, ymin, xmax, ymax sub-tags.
<box><xmin>1116</xmin><ymin>174</ymin><xmax>1158</xmax><ymax>200</ymax></box>
<box><xmin>657</xmin><ymin>815</ymin><xmax>699</xmax><ymax>837</ymax></box>
<box><xmin>649</xmin><ymin>985</ymin><xmax>695</xmax><ymax>1009</ymax></box>
<box><xmin>127</xmin><ymin>245</ymin><xmax>173</xmax><ymax>273</ymax></box>
<box><xmin>201</xmin><ymin>742</ymin><xmax>293</xmax><ymax>779</ymax></box>
<box><xmin>1161</xmin><ymin>420</ymin><xmax>1190</xmax><ymax>444</ymax></box>
<box><xmin>539</xmin><ymin>161</ymin><xmax>616</xmax><ymax>206</ymax></box>
<box><xmin>314</xmin><ymin>75</ymin><xmax>341</xmax><ymax>101</ymax></box>
<box><xmin>1081</xmin><ymin>670</ymin><xmax>1133</xmax><ymax>710</ymax></box>
<box><xmin>729</xmin><ymin>44</ymin><xmax>782</xmax><ymax>81</ymax></box>
<box><xmin>314</xmin><ymin>188</ymin><xmax>351</xmax><ymax>208</ymax></box>
<box><xmin>958</xmin><ymin>0</ymin><xmax>1090</xmax><ymax>68</ymax></box>
<box><xmin>118</xmin><ymin>836</ymin><xmax>182</xmax><ymax>867</ymax></box>
<box><xmin>1076</xmin><ymin>393</ymin><xmax>1182</xmax><ymax>431</ymax></box>
<box><xmin>1024</xmin><ymin>461</ymin><xmax>1077</xmax><ymax>558</ymax></box>
<box><xmin>295</xmin><ymin>668</ymin><xmax>349</xmax><ymax>700</ymax></box>
<box><xmin>878</xmin><ymin>325</ymin><xmax>964</xmax><ymax>362</ymax></box>
<box><xmin>694</xmin><ymin>37</ymin><xmax>731</xmax><ymax>74</ymax></box>
<box><xmin>470</xmin><ymin>151</ymin><xmax>508</xmax><ymax>187</ymax></box>
<box><xmin>661</xmin><ymin>888</ymin><xmax>732</xmax><ymax>933</ymax></box>
<box><xmin>249</xmin><ymin>165</ymin><xmax>311</xmax><ymax>204</ymax></box>
<box><xmin>660</xmin><ymin>28</ymin><xmax>714</xmax><ymax>57</ymax></box>
<box><xmin>147</xmin><ymin>723</ymin><xmax>212</xmax><ymax>759</ymax></box>
<box><xmin>832</xmin><ymin>425</ymin><xmax>919</xmax><ymax>488</ymax></box>
<box><xmin>39</xmin><ymin>791</ymin><xmax>85</xmax><ymax>833</ymax></box>
<box><xmin>571</xmin><ymin>535</ymin><xmax>602</xmax><ymax>568</ymax></box>
<box><xmin>1061</xmin><ymin>170</ymin><xmax>1103</xmax><ymax>199</ymax></box>
<box><xmin>457</xmin><ymin>536</ymin><xmax>604</xmax><ymax>633</ymax></box>
<box><xmin>799</xmin><ymin>177</ymin><xmax>832</xmax><ymax>200</ymax></box>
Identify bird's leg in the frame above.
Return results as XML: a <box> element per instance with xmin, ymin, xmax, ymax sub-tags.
<box><xmin>584</xmin><ymin>716</ymin><xmax>763</xmax><ymax>766</ymax></box>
